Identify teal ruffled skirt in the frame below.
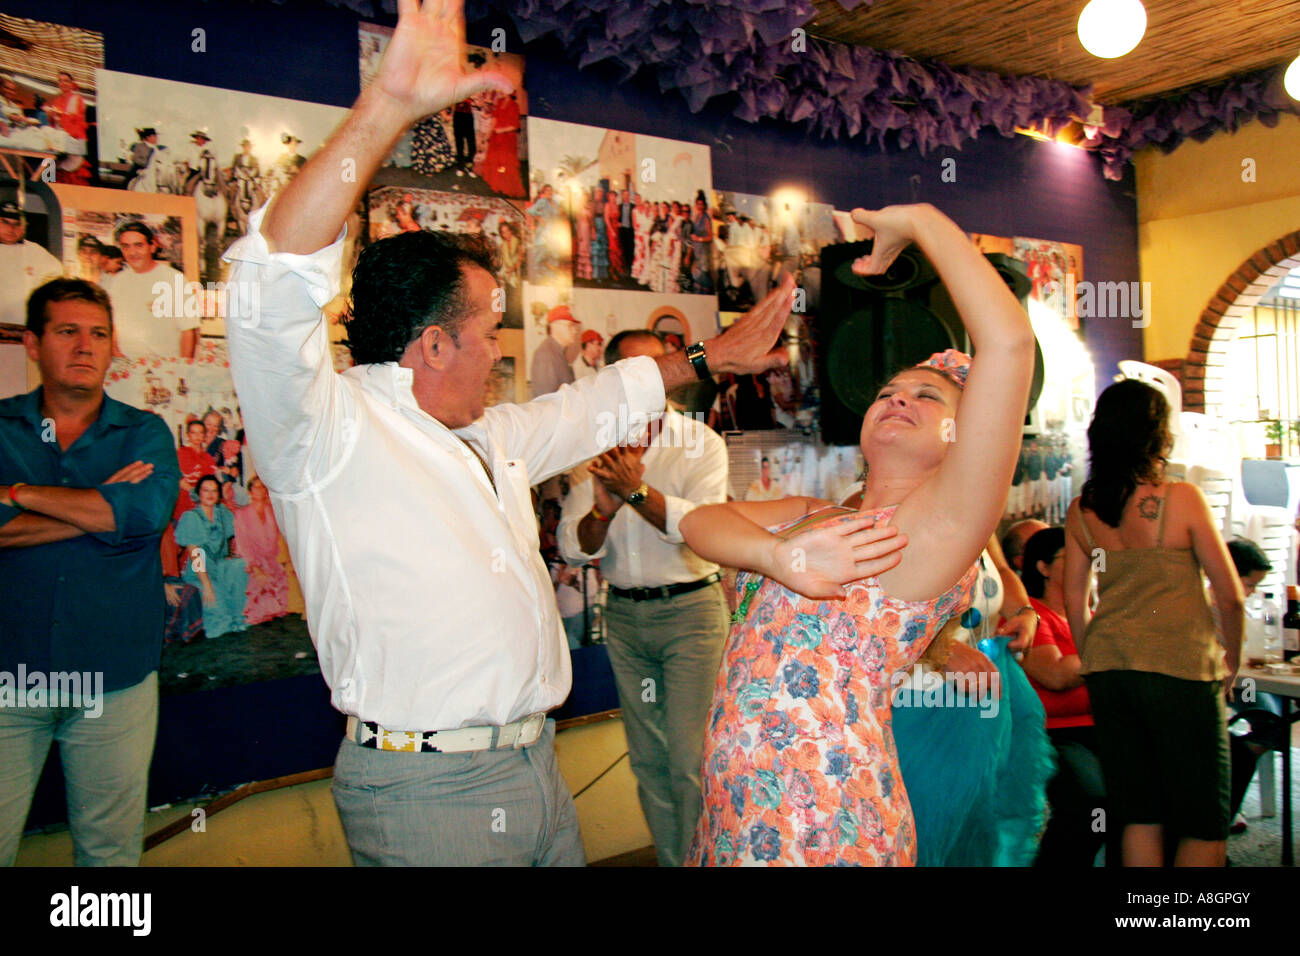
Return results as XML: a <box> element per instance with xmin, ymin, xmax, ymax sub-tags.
<box><xmin>893</xmin><ymin>645</ymin><xmax>1055</xmax><ymax>866</ymax></box>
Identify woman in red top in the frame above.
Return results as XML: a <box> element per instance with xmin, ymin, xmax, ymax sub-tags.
<box><xmin>1021</xmin><ymin>526</ymin><xmax>1115</xmax><ymax>866</ymax></box>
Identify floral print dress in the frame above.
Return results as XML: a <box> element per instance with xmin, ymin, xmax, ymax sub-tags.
<box><xmin>688</xmin><ymin>505</ymin><xmax>976</xmax><ymax>866</ymax></box>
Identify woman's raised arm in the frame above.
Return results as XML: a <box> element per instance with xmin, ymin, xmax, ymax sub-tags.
<box><xmin>861</xmin><ymin>204</ymin><xmax>1035</xmax><ymax>601</ymax></box>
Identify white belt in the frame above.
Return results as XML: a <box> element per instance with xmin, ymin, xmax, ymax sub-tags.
<box><xmin>346</xmin><ymin>712</ymin><xmax>547</xmax><ymax>753</ymax></box>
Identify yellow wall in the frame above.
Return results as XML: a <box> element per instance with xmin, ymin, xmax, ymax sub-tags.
<box><xmin>1137</xmin><ymin>113</ymin><xmax>1300</xmax><ymax>361</ymax></box>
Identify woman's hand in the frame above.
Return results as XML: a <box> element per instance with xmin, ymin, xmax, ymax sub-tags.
<box><xmin>848</xmin><ymin>205</ymin><xmax>931</xmax><ymax>276</ymax></box>
<box><xmin>997</xmin><ymin>606</ymin><xmax>1039</xmax><ymax>652</ymax></box>
<box><xmin>1223</xmin><ymin>648</ymin><xmax>1241</xmax><ymax>703</ymax></box>
<box><xmin>768</xmin><ymin>517</ymin><xmax>907</xmax><ymax>600</ymax></box>
<box><xmin>201</xmin><ymin>582</ymin><xmax>216</xmax><ymax>606</ymax></box>
<box><xmin>943</xmin><ymin>641</ymin><xmax>1001</xmax><ymax>702</ymax></box>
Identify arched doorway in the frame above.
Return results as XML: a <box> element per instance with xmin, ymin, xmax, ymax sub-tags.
<box><xmin>1182</xmin><ymin>230</ymin><xmax>1300</xmax><ymax>415</ymax></box>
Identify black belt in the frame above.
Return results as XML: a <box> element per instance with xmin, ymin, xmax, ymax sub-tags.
<box><xmin>609</xmin><ymin>573</ymin><xmax>721</xmax><ymax>602</ymax></box>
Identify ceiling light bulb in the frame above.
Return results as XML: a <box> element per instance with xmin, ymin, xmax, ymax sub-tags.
<box><xmin>1285</xmin><ymin>53</ymin><xmax>1300</xmax><ymax>101</ymax></box>
<box><xmin>1077</xmin><ymin>0</ymin><xmax>1147</xmax><ymax>59</ymax></box>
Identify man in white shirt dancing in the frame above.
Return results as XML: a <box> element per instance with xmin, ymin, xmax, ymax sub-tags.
<box><xmin>218</xmin><ymin>0</ymin><xmax>888</xmax><ymax>867</ymax></box>
<box><xmin>558</xmin><ymin>330</ymin><xmax>729</xmax><ymax>866</ymax></box>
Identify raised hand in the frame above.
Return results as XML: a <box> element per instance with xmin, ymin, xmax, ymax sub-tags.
<box><xmin>265</xmin><ymin>0</ymin><xmax>516</xmax><ymax>255</ymax></box>
<box><xmin>849</xmin><ymin>205</ymin><xmax>927</xmax><ymax>277</ymax></box>
<box><xmin>768</xmin><ymin>517</ymin><xmax>907</xmax><ymax>600</ymax></box>
<box><xmin>374</xmin><ymin>0</ymin><xmax>516</xmax><ymax>125</ymax></box>
<box><xmin>708</xmin><ymin>274</ymin><xmax>796</xmax><ymax>375</ymax></box>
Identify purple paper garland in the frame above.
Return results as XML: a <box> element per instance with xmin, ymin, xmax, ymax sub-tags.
<box><xmin>293</xmin><ymin>0</ymin><xmax>1300</xmax><ymax>180</ymax></box>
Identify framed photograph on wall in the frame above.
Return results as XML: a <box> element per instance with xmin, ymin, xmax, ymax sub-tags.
<box><xmin>360</xmin><ymin>22</ymin><xmax>528</xmax><ymax>200</ymax></box>
<box><xmin>527</xmin><ymin>117</ymin><xmax>715</xmax><ymax>295</ymax></box>
<box><xmin>94</xmin><ymin>69</ymin><xmax>350</xmax><ymax>286</ymax></box>
<box><xmin>0</xmin><ymin>13</ymin><xmax>102</xmax><ymax>185</ymax></box>
<box><xmin>367</xmin><ymin>185</ymin><xmax>526</xmax><ymax>330</ymax></box>
<box><xmin>49</xmin><ymin>183</ymin><xmax>205</xmax><ymax>360</ymax></box>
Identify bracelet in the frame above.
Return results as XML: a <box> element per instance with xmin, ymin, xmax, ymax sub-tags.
<box><xmin>589</xmin><ymin>505</ymin><xmax>612</xmax><ymax>522</ymax></box>
<box><xmin>8</xmin><ymin>482</ymin><xmax>28</xmax><ymax>510</ymax></box>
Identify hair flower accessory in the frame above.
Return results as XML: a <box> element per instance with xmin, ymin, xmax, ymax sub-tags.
<box><xmin>915</xmin><ymin>348</ymin><xmax>971</xmax><ymax>387</ymax></box>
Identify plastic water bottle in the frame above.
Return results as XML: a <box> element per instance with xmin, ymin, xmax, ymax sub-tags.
<box><xmin>1244</xmin><ymin>592</ymin><xmax>1267</xmax><ymax>666</ymax></box>
<box><xmin>1261</xmin><ymin>591</ymin><xmax>1284</xmax><ymax>663</ymax></box>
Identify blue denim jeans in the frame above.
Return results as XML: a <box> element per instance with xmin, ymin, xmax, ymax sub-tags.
<box><xmin>0</xmin><ymin>671</ymin><xmax>159</xmax><ymax>866</ymax></box>
<box><xmin>331</xmin><ymin>718</ymin><xmax>586</xmax><ymax>866</ymax></box>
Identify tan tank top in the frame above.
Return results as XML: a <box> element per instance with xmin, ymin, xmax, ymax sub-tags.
<box><xmin>1079</xmin><ymin>486</ymin><xmax>1226</xmax><ymax>682</ymax></box>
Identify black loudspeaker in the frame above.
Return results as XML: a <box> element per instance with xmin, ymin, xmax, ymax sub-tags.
<box><xmin>815</xmin><ymin>242</ymin><xmax>1044</xmax><ymax>446</ymax></box>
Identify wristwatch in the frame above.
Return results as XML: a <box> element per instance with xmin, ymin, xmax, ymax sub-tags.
<box><xmin>685</xmin><ymin>341</ymin><xmax>711</xmax><ymax>381</ymax></box>
<box><xmin>626</xmin><ymin>482</ymin><xmax>649</xmax><ymax>506</ymax></box>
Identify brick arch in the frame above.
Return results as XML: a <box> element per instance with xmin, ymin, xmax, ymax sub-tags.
<box><xmin>1181</xmin><ymin>230</ymin><xmax>1300</xmax><ymax>414</ymax></box>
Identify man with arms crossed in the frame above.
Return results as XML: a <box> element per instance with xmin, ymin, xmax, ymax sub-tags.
<box><xmin>0</xmin><ymin>278</ymin><xmax>178</xmax><ymax>865</ymax></box>
<box><xmin>222</xmin><ymin>0</ymin><xmax>906</xmax><ymax>867</ymax></box>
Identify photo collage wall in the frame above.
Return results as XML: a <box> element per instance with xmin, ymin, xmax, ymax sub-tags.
<box><xmin>1</xmin><ymin>12</ymin><xmax>1096</xmax><ymax>684</ymax></box>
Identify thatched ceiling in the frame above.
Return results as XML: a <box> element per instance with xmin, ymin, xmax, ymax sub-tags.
<box><xmin>807</xmin><ymin>0</ymin><xmax>1300</xmax><ymax>103</ymax></box>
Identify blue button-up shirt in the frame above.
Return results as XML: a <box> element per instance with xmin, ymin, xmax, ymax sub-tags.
<box><xmin>0</xmin><ymin>387</ymin><xmax>180</xmax><ymax>692</ymax></box>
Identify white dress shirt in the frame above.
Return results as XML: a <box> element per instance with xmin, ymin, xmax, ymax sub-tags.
<box><xmin>223</xmin><ymin>206</ymin><xmax>665</xmax><ymax>732</ymax></box>
<box><xmin>557</xmin><ymin>411</ymin><xmax>726</xmax><ymax>589</ymax></box>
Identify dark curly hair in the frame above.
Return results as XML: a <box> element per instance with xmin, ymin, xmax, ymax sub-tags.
<box><xmin>343</xmin><ymin>230</ymin><xmax>498</xmax><ymax>366</ymax></box>
<box><xmin>1080</xmin><ymin>379</ymin><xmax>1171</xmax><ymax>528</ymax></box>
<box><xmin>1020</xmin><ymin>526</ymin><xmax>1065</xmax><ymax>599</ymax></box>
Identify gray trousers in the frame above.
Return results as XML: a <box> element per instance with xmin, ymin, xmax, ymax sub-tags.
<box><xmin>332</xmin><ymin>719</ymin><xmax>586</xmax><ymax>866</ymax></box>
<box><xmin>0</xmin><ymin>672</ymin><xmax>158</xmax><ymax>866</ymax></box>
<box><xmin>603</xmin><ymin>582</ymin><xmax>729</xmax><ymax>866</ymax></box>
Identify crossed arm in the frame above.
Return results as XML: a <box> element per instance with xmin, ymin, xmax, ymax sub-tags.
<box><xmin>0</xmin><ymin>460</ymin><xmax>155</xmax><ymax>547</ymax></box>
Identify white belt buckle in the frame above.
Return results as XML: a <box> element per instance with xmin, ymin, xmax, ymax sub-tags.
<box><xmin>514</xmin><ymin>712</ymin><xmax>546</xmax><ymax>749</ymax></box>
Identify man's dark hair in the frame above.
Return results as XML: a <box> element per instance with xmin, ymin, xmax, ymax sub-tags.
<box><xmin>604</xmin><ymin>329</ymin><xmax>661</xmax><ymax>367</ymax></box>
<box><xmin>343</xmin><ymin>230</ymin><xmax>498</xmax><ymax>365</ymax></box>
<box><xmin>26</xmin><ymin>277</ymin><xmax>112</xmax><ymax>336</ymax></box>
<box><xmin>1227</xmin><ymin>538</ymin><xmax>1272</xmax><ymax>579</ymax></box>
<box><xmin>115</xmin><ymin>220</ymin><xmax>154</xmax><ymax>244</ymax></box>
<box><xmin>102</xmin><ymin>245</ymin><xmax>123</xmax><ymax>260</ymax></box>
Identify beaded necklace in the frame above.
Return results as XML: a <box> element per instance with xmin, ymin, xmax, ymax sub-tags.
<box><xmin>731</xmin><ymin>576</ymin><xmax>763</xmax><ymax>625</ymax></box>
<box><xmin>729</xmin><ymin>505</ymin><xmax>860</xmax><ymax>626</ymax></box>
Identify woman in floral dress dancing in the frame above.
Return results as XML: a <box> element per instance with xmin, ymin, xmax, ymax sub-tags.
<box><xmin>680</xmin><ymin>203</ymin><xmax>1034</xmax><ymax>865</ymax></box>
